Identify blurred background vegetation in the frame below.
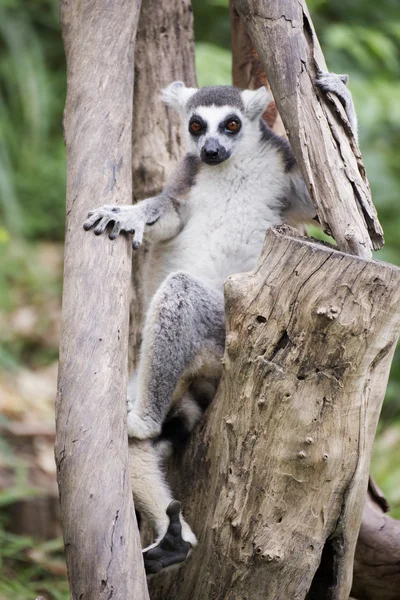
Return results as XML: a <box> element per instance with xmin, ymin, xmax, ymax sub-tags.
<box><xmin>0</xmin><ymin>0</ymin><xmax>399</xmax><ymax>597</ymax></box>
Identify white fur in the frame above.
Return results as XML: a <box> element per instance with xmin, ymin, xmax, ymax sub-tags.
<box><xmin>241</xmin><ymin>87</ymin><xmax>270</xmax><ymax>120</ymax></box>
<box><xmin>186</xmin><ymin>105</ymin><xmax>246</xmax><ymax>158</ymax></box>
<box><xmin>162</xmin><ymin>81</ymin><xmax>197</xmax><ymax>113</ymax></box>
<box><xmin>128</xmin><ymin>441</ymin><xmax>197</xmax><ymax>546</ymax></box>
<box><xmin>144</xmin><ymin>119</ymin><xmax>289</xmax><ymax>302</ymax></box>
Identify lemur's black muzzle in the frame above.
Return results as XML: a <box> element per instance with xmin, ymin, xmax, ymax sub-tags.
<box><xmin>201</xmin><ymin>138</ymin><xmax>230</xmax><ymax>165</ymax></box>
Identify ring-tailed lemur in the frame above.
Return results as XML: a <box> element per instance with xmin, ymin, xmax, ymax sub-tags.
<box><xmin>84</xmin><ymin>71</ymin><xmax>358</xmax><ymax>574</ymax></box>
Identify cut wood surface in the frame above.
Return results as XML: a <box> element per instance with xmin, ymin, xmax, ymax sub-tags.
<box><xmin>234</xmin><ymin>0</ymin><xmax>384</xmax><ymax>258</ymax></box>
<box><xmin>148</xmin><ymin>227</ymin><xmax>400</xmax><ymax>600</ymax></box>
<box><xmin>56</xmin><ymin>0</ymin><xmax>149</xmax><ymax>598</ymax></box>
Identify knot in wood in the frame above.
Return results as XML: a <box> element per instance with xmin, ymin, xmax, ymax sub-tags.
<box><xmin>316</xmin><ymin>305</ymin><xmax>339</xmax><ymax>320</ymax></box>
<box><xmin>344</xmin><ymin>226</ymin><xmax>356</xmax><ymax>241</ymax></box>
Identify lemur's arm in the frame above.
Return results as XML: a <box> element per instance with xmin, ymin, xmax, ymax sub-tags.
<box><xmin>83</xmin><ymin>154</ymin><xmax>199</xmax><ymax>248</ymax></box>
<box><xmin>284</xmin><ymin>71</ymin><xmax>359</xmax><ymax>226</ymax></box>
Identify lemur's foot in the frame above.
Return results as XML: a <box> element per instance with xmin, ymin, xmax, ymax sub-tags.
<box><xmin>315</xmin><ymin>70</ymin><xmax>350</xmax><ymax>103</ymax></box>
<box><xmin>314</xmin><ymin>70</ymin><xmax>358</xmax><ymax>141</ymax></box>
<box><xmin>143</xmin><ymin>501</ymin><xmax>192</xmax><ymax>575</ymax></box>
<box><xmin>127</xmin><ymin>410</ymin><xmax>161</xmax><ymax>440</ymax></box>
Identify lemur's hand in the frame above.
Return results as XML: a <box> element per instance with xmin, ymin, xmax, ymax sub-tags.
<box><xmin>83</xmin><ymin>204</ymin><xmax>147</xmax><ymax>249</ymax></box>
<box><xmin>315</xmin><ymin>70</ymin><xmax>358</xmax><ymax>143</ymax></box>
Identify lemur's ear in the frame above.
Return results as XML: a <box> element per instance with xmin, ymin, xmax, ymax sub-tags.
<box><xmin>162</xmin><ymin>81</ymin><xmax>198</xmax><ymax>113</ymax></box>
<box><xmin>241</xmin><ymin>87</ymin><xmax>270</xmax><ymax>120</ymax></box>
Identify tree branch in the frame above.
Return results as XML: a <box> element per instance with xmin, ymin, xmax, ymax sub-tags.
<box><xmin>56</xmin><ymin>1</ymin><xmax>149</xmax><ymax>597</ymax></box>
<box><xmin>234</xmin><ymin>0</ymin><xmax>384</xmax><ymax>257</ymax></box>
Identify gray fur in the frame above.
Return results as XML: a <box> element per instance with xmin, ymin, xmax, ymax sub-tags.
<box><xmin>164</xmin><ymin>153</ymin><xmax>199</xmax><ymax>198</ymax></box>
<box><xmin>259</xmin><ymin>120</ymin><xmax>296</xmax><ymax>172</ymax></box>
<box><xmin>128</xmin><ymin>271</ymin><xmax>225</xmax><ymax>435</ymax></box>
<box><xmin>84</xmin><ymin>73</ymin><xmax>359</xmax><ymax>570</ymax></box>
<box><xmin>187</xmin><ymin>86</ymin><xmax>244</xmax><ymax>112</ymax></box>
<box><xmin>315</xmin><ymin>71</ymin><xmax>358</xmax><ymax>144</ymax></box>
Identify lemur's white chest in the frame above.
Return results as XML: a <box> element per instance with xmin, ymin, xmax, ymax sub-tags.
<box><xmin>147</xmin><ymin>148</ymin><xmax>287</xmax><ymax>298</ymax></box>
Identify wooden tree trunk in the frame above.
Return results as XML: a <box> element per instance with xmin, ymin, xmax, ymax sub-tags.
<box><xmin>234</xmin><ymin>0</ymin><xmax>383</xmax><ymax>257</ymax></box>
<box><xmin>230</xmin><ymin>0</ymin><xmax>285</xmax><ymax>136</ymax></box>
<box><xmin>149</xmin><ymin>228</ymin><xmax>400</xmax><ymax>600</ymax></box>
<box><xmin>56</xmin><ymin>1</ymin><xmax>149</xmax><ymax>598</ymax></box>
<box><xmin>230</xmin><ymin>3</ymin><xmax>400</xmax><ymax>595</ymax></box>
<box><xmin>129</xmin><ymin>0</ymin><xmax>197</xmax><ymax>371</ymax></box>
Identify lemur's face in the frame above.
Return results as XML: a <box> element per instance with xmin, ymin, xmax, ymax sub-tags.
<box><xmin>186</xmin><ymin>106</ymin><xmax>243</xmax><ymax>166</ymax></box>
<box><xmin>162</xmin><ymin>83</ymin><xmax>270</xmax><ymax>167</ymax></box>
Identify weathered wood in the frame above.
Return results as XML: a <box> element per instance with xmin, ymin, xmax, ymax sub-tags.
<box><xmin>230</xmin><ymin>0</ymin><xmax>285</xmax><ymax>135</ymax></box>
<box><xmin>149</xmin><ymin>227</ymin><xmax>400</xmax><ymax>600</ymax></box>
<box><xmin>234</xmin><ymin>0</ymin><xmax>384</xmax><ymax>257</ymax></box>
<box><xmin>129</xmin><ymin>0</ymin><xmax>197</xmax><ymax>372</ymax></box>
<box><xmin>56</xmin><ymin>1</ymin><xmax>149</xmax><ymax>598</ymax></box>
<box><xmin>231</xmin><ymin>5</ymin><xmax>400</xmax><ymax>593</ymax></box>
<box><xmin>352</xmin><ymin>484</ymin><xmax>400</xmax><ymax>599</ymax></box>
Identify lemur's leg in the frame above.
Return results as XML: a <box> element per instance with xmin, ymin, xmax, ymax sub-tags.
<box><xmin>128</xmin><ymin>438</ymin><xmax>196</xmax><ymax>544</ymax></box>
<box><xmin>127</xmin><ymin>271</ymin><xmax>225</xmax><ymax>440</ymax></box>
<box><xmin>128</xmin><ymin>384</ymin><xmax>217</xmax><ymax>574</ymax></box>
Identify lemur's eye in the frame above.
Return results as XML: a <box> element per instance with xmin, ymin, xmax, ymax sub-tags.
<box><xmin>225</xmin><ymin>120</ymin><xmax>240</xmax><ymax>133</ymax></box>
<box><xmin>189</xmin><ymin>121</ymin><xmax>203</xmax><ymax>135</ymax></box>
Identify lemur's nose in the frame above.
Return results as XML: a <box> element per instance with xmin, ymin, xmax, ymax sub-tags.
<box><xmin>204</xmin><ymin>139</ymin><xmax>220</xmax><ymax>158</ymax></box>
<box><xmin>206</xmin><ymin>148</ymin><xmax>219</xmax><ymax>159</ymax></box>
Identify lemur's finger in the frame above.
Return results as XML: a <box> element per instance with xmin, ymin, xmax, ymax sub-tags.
<box><xmin>109</xmin><ymin>221</ymin><xmax>121</xmax><ymax>240</ymax></box>
<box><xmin>94</xmin><ymin>216</ymin><xmax>111</xmax><ymax>235</ymax></box>
<box><xmin>83</xmin><ymin>212</ymin><xmax>104</xmax><ymax>230</ymax></box>
<box><xmin>132</xmin><ymin>223</ymin><xmax>145</xmax><ymax>250</ymax></box>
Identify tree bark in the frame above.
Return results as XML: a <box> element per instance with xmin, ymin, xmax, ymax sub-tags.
<box><xmin>231</xmin><ymin>4</ymin><xmax>400</xmax><ymax>595</ymax></box>
<box><xmin>230</xmin><ymin>0</ymin><xmax>285</xmax><ymax>136</ymax></box>
<box><xmin>149</xmin><ymin>227</ymin><xmax>400</xmax><ymax>600</ymax></box>
<box><xmin>129</xmin><ymin>0</ymin><xmax>197</xmax><ymax>371</ymax></box>
<box><xmin>352</xmin><ymin>481</ymin><xmax>400</xmax><ymax>599</ymax></box>
<box><xmin>234</xmin><ymin>0</ymin><xmax>384</xmax><ymax>258</ymax></box>
<box><xmin>56</xmin><ymin>1</ymin><xmax>149</xmax><ymax>598</ymax></box>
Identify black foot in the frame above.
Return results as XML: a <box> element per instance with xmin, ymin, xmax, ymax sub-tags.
<box><xmin>143</xmin><ymin>501</ymin><xmax>192</xmax><ymax>575</ymax></box>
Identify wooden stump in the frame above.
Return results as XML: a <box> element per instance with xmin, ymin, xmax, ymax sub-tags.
<box><xmin>149</xmin><ymin>227</ymin><xmax>400</xmax><ymax>600</ymax></box>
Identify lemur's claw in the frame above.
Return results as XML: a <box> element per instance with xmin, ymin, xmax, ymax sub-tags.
<box><xmin>143</xmin><ymin>501</ymin><xmax>192</xmax><ymax>575</ymax></box>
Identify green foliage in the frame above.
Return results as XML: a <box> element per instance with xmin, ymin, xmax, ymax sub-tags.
<box><xmin>195</xmin><ymin>42</ymin><xmax>231</xmax><ymax>86</ymax></box>
<box><xmin>0</xmin><ymin>525</ymin><xmax>69</xmax><ymax>600</ymax></box>
<box><xmin>0</xmin><ymin>0</ymin><xmax>66</xmax><ymax>240</ymax></box>
<box><xmin>0</xmin><ymin>438</ymin><xmax>68</xmax><ymax>600</ymax></box>
<box><xmin>371</xmin><ymin>425</ymin><xmax>400</xmax><ymax>518</ymax></box>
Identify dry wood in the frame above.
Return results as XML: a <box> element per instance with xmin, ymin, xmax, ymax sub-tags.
<box><xmin>352</xmin><ymin>484</ymin><xmax>400</xmax><ymax>599</ymax></box>
<box><xmin>234</xmin><ymin>0</ymin><xmax>383</xmax><ymax>258</ymax></box>
<box><xmin>230</xmin><ymin>5</ymin><xmax>400</xmax><ymax>594</ymax></box>
<box><xmin>56</xmin><ymin>1</ymin><xmax>149</xmax><ymax>598</ymax></box>
<box><xmin>129</xmin><ymin>0</ymin><xmax>197</xmax><ymax>372</ymax></box>
<box><xmin>230</xmin><ymin>0</ymin><xmax>285</xmax><ymax>135</ymax></box>
<box><xmin>149</xmin><ymin>227</ymin><xmax>400</xmax><ymax>600</ymax></box>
